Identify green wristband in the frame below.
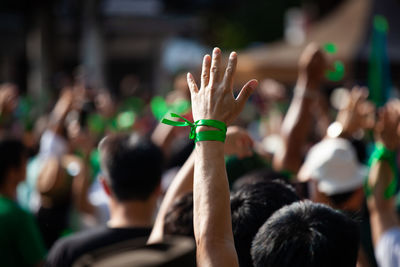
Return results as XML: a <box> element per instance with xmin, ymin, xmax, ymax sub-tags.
<box><xmin>364</xmin><ymin>143</ymin><xmax>398</xmax><ymax>199</ymax></box>
<box><xmin>195</xmin><ymin>130</ymin><xmax>226</xmax><ymax>143</ymax></box>
<box><xmin>161</xmin><ymin>113</ymin><xmax>227</xmax><ymax>143</ymax></box>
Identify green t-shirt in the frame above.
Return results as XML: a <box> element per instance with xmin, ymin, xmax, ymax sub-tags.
<box><xmin>0</xmin><ymin>196</ymin><xmax>46</xmax><ymax>266</ymax></box>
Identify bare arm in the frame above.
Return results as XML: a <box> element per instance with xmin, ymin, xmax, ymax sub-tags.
<box><xmin>148</xmin><ymin>126</ymin><xmax>253</xmax><ymax>244</ymax></box>
<box><xmin>367</xmin><ymin>104</ymin><xmax>400</xmax><ymax>246</ymax></box>
<box><xmin>148</xmin><ymin>151</ymin><xmax>195</xmax><ymax>243</ymax></box>
<box><xmin>272</xmin><ymin>43</ymin><xmax>326</xmax><ymax>174</ymax></box>
<box><xmin>48</xmin><ymin>89</ymin><xmax>73</xmax><ymax>136</ymax></box>
<box><xmin>187</xmin><ymin>48</ymin><xmax>257</xmax><ymax>266</ymax></box>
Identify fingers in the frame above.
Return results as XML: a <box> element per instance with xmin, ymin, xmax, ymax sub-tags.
<box><xmin>223</xmin><ymin>52</ymin><xmax>237</xmax><ymax>91</ymax></box>
<box><xmin>236</xmin><ymin>79</ymin><xmax>258</xmax><ymax>110</ymax></box>
<box><xmin>201</xmin><ymin>54</ymin><xmax>211</xmax><ymax>89</ymax></box>
<box><xmin>187</xmin><ymin>73</ymin><xmax>199</xmax><ymax>94</ymax></box>
<box><xmin>209</xmin><ymin>48</ymin><xmax>222</xmax><ymax>86</ymax></box>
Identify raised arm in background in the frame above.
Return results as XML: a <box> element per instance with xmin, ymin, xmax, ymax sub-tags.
<box><xmin>330</xmin><ymin>86</ymin><xmax>375</xmax><ymax>138</ymax></box>
<box><xmin>272</xmin><ymin>43</ymin><xmax>326</xmax><ymax>174</ymax></box>
<box><xmin>186</xmin><ymin>47</ymin><xmax>257</xmax><ymax>266</ymax></box>
<box><xmin>48</xmin><ymin>88</ymin><xmax>73</xmax><ymax>136</ymax></box>
<box><xmin>148</xmin><ymin>126</ymin><xmax>253</xmax><ymax>244</ymax></box>
<box><xmin>367</xmin><ymin>103</ymin><xmax>400</xmax><ymax>246</ymax></box>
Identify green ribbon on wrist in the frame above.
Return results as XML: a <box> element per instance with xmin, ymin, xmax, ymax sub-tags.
<box><xmin>161</xmin><ymin>113</ymin><xmax>227</xmax><ymax>143</ymax></box>
<box><xmin>364</xmin><ymin>143</ymin><xmax>398</xmax><ymax>199</ymax></box>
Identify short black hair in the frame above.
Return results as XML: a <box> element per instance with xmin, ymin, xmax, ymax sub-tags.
<box><xmin>163</xmin><ymin>192</ymin><xmax>194</xmax><ymax>238</ymax></box>
<box><xmin>231</xmin><ymin>168</ymin><xmax>290</xmax><ymax>192</ymax></box>
<box><xmin>231</xmin><ymin>179</ymin><xmax>299</xmax><ymax>267</ymax></box>
<box><xmin>99</xmin><ymin>133</ymin><xmax>164</xmax><ymax>201</ymax></box>
<box><xmin>251</xmin><ymin>200</ymin><xmax>360</xmax><ymax>267</ymax></box>
<box><xmin>0</xmin><ymin>137</ymin><xmax>26</xmax><ymax>186</ymax></box>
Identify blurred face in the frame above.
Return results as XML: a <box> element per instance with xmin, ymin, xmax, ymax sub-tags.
<box><xmin>0</xmin><ymin>84</ymin><xmax>19</xmax><ymax>115</ymax></box>
<box><xmin>9</xmin><ymin>156</ymin><xmax>27</xmax><ymax>184</ymax></box>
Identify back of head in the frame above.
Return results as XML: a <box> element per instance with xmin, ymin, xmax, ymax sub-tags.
<box><xmin>231</xmin><ymin>179</ymin><xmax>299</xmax><ymax>267</ymax></box>
<box><xmin>0</xmin><ymin>137</ymin><xmax>26</xmax><ymax>186</ymax></box>
<box><xmin>251</xmin><ymin>200</ymin><xmax>359</xmax><ymax>267</ymax></box>
<box><xmin>99</xmin><ymin>133</ymin><xmax>164</xmax><ymax>201</ymax></box>
<box><xmin>163</xmin><ymin>192</ymin><xmax>194</xmax><ymax>238</ymax></box>
<box><xmin>232</xmin><ymin>168</ymin><xmax>290</xmax><ymax>192</ymax></box>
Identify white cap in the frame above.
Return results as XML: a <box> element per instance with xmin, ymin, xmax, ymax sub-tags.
<box><xmin>298</xmin><ymin>138</ymin><xmax>367</xmax><ymax>195</ymax></box>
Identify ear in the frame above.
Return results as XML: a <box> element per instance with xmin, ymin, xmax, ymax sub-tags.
<box><xmin>100</xmin><ymin>175</ymin><xmax>112</xmax><ymax>197</ymax></box>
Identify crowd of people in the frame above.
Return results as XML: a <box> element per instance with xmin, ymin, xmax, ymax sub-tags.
<box><xmin>0</xmin><ymin>42</ymin><xmax>400</xmax><ymax>267</ymax></box>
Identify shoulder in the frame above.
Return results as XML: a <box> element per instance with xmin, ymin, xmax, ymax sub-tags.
<box><xmin>46</xmin><ymin>227</ymin><xmax>151</xmax><ymax>267</ymax></box>
<box><xmin>46</xmin><ymin>227</ymin><xmax>107</xmax><ymax>267</ymax></box>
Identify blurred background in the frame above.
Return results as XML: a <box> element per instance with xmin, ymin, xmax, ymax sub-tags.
<box><xmin>1</xmin><ymin>0</ymin><xmax>400</xmax><ymax>101</ymax></box>
<box><xmin>1</xmin><ymin>1</ymin><xmax>400</xmax><ymax>264</ymax></box>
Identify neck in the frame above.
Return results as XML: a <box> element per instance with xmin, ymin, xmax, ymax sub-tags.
<box><xmin>0</xmin><ymin>180</ymin><xmax>17</xmax><ymax>200</ymax></box>
<box><xmin>107</xmin><ymin>197</ymin><xmax>156</xmax><ymax>229</ymax></box>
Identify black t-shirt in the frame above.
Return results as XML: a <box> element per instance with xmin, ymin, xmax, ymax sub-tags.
<box><xmin>45</xmin><ymin>226</ymin><xmax>151</xmax><ymax>267</ymax></box>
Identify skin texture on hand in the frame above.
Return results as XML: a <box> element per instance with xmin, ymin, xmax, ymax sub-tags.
<box><xmin>187</xmin><ymin>48</ymin><xmax>258</xmax><ymax>125</ymax></box>
<box><xmin>188</xmin><ymin>47</ymin><xmax>257</xmax><ymax>267</ymax></box>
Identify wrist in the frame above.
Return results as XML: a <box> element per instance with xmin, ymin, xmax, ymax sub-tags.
<box><xmin>196</xmin><ymin>125</ymin><xmax>216</xmax><ymax>133</ymax></box>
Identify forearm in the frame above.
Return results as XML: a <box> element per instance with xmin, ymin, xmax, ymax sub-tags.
<box><xmin>368</xmin><ymin>160</ymin><xmax>399</xmax><ymax>246</ymax></box>
<box><xmin>148</xmin><ymin>151</ymin><xmax>195</xmax><ymax>244</ymax></box>
<box><xmin>273</xmin><ymin>83</ymin><xmax>315</xmax><ymax>173</ymax></box>
<box><xmin>194</xmin><ymin>141</ymin><xmax>238</xmax><ymax>267</ymax></box>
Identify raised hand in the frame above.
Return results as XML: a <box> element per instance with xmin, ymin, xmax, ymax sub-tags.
<box><xmin>336</xmin><ymin>86</ymin><xmax>375</xmax><ymax>136</ymax></box>
<box><xmin>225</xmin><ymin>126</ymin><xmax>254</xmax><ymax>159</ymax></box>
<box><xmin>187</xmin><ymin>47</ymin><xmax>258</xmax><ymax>125</ymax></box>
<box><xmin>297</xmin><ymin>43</ymin><xmax>326</xmax><ymax>91</ymax></box>
<box><xmin>375</xmin><ymin>102</ymin><xmax>400</xmax><ymax>150</ymax></box>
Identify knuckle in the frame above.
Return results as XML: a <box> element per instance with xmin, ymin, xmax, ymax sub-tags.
<box><xmin>211</xmin><ymin>66</ymin><xmax>219</xmax><ymax>73</ymax></box>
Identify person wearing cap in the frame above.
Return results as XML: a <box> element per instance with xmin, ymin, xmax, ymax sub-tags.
<box><xmin>298</xmin><ymin>137</ymin><xmax>366</xmax><ymax>211</ymax></box>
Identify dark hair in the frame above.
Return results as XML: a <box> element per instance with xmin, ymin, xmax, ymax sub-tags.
<box><xmin>329</xmin><ymin>190</ymin><xmax>356</xmax><ymax>206</ymax></box>
<box><xmin>163</xmin><ymin>192</ymin><xmax>194</xmax><ymax>238</ymax></box>
<box><xmin>99</xmin><ymin>133</ymin><xmax>164</xmax><ymax>201</ymax></box>
<box><xmin>0</xmin><ymin>137</ymin><xmax>26</xmax><ymax>186</ymax></box>
<box><xmin>251</xmin><ymin>200</ymin><xmax>360</xmax><ymax>267</ymax></box>
<box><xmin>232</xmin><ymin>168</ymin><xmax>290</xmax><ymax>192</ymax></box>
<box><xmin>230</xmin><ymin>179</ymin><xmax>299</xmax><ymax>267</ymax></box>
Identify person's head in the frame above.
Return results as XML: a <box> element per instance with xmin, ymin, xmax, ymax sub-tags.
<box><xmin>0</xmin><ymin>137</ymin><xmax>27</xmax><ymax>188</ymax></box>
<box><xmin>232</xmin><ymin>168</ymin><xmax>290</xmax><ymax>192</ymax></box>
<box><xmin>298</xmin><ymin>138</ymin><xmax>366</xmax><ymax>210</ymax></box>
<box><xmin>231</xmin><ymin>179</ymin><xmax>299</xmax><ymax>267</ymax></box>
<box><xmin>251</xmin><ymin>200</ymin><xmax>360</xmax><ymax>267</ymax></box>
<box><xmin>163</xmin><ymin>192</ymin><xmax>194</xmax><ymax>238</ymax></box>
<box><xmin>99</xmin><ymin>133</ymin><xmax>164</xmax><ymax>202</ymax></box>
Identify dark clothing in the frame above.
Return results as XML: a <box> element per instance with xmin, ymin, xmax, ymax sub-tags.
<box><xmin>45</xmin><ymin>226</ymin><xmax>151</xmax><ymax>267</ymax></box>
<box><xmin>36</xmin><ymin>204</ymin><xmax>71</xmax><ymax>249</ymax></box>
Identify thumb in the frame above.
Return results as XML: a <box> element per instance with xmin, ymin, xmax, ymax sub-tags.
<box><xmin>236</xmin><ymin>79</ymin><xmax>258</xmax><ymax>110</ymax></box>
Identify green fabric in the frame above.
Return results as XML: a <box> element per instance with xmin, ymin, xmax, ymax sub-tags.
<box><xmin>364</xmin><ymin>143</ymin><xmax>398</xmax><ymax>199</ymax></box>
<box><xmin>195</xmin><ymin>130</ymin><xmax>226</xmax><ymax>143</ymax></box>
<box><xmin>161</xmin><ymin>113</ymin><xmax>227</xmax><ymax>143</ymax></box>
<box><xmin>0</xmin><ymin>196</ymin><xmax>46</xmax><ymax>266</ymax></box>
